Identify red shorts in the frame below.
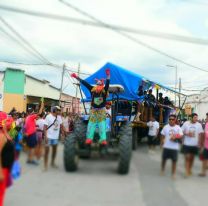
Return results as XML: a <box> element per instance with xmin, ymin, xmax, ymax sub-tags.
<box><xmin>0</xmin><ymin>168</ymin><xmax>10</xmax><ymax>206</ymax></box>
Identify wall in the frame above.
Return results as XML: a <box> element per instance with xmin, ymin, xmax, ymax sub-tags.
<box><xmin>25</xmin><ymin>76</ymin><xmax>60</xmax><ymax>100</ymax></box>
<box><xmin>3</xmin><ymin>69</ymin><xmax>25</xmax><ymax>113</ymax></box>
<box><xmin>186</xmin><ymin>88</ymin><xmax>208</xmax><ymax>119</ymax></box>
<box><xmin>60</xmin><ymin>93</ymin><xmax>81</xmax><ymax>113</ymax></box>
<box><xmin>3</xmin><ymin>93</ymin><xmax>26</xmax><ymax>113</ymax></box>
<box><xmin>4</xmin><ymin>68</ymin><xmax>25</xmax><ymax>94</ymax></box>
<box><xmin>0</xmin><ymin>72</ymin><xmax>4</xmax><ymax>111</ymax></box>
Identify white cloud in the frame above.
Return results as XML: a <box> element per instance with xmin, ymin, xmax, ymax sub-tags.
<box><xmin>0</xmin><ymin>0</ymin><xmax>208</xmax><ymax>97</ymax></box>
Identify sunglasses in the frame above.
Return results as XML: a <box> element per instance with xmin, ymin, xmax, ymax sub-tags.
<box><xmin>169</xmin><ymin>118</ymin><xmax>175</xmax><ymax>121</ymax></box>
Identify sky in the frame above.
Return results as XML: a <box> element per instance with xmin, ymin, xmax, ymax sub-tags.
<box><xmin>0</xmin><ymin>0</ymin><xmax>208</xmax><ymax>98</ymax></box>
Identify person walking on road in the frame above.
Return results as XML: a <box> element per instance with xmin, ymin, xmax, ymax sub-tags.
<box><xmin>199</xmin><ymin>113</ymin><xmax>208</xmax><ymax>177</ymax></box>
<box><xmin>147</xmin><ymin>116</ymin><xmax>159</xmax><ymax>151</ymax></box>
<box><xmin>36</xmin><ymin>112</ymin><xmax>46</xmax><ymax>162</ymax></box>
<box><xmin>44</xmin><ymin>106</ymin><xmax>64</xmax><ymax>170</ymax></box>
<box><xmin>24</xmin><ymin>99</ymin><xmax>44</xmax><ymax>165</ymax></box>
<box><xmin>160</xmin><ymin>114</ymin><xmax>183</xmax><ymax>179</ymax></box>
<box><xmin>181</xmin><ymin>113</ymin><xmax>203</xmax><ymax>177</ymax></box>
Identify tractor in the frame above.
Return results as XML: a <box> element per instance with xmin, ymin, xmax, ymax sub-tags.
<box><xmin>64</xmin><ymin>85</ymin><xmax>133</xmax><ymax>174</ymax></box>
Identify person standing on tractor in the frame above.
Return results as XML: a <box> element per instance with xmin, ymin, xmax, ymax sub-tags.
<box><xmin>71</xmin><ymin>69</ymin><xmax>110</xmax><ymax>146</ymax></box>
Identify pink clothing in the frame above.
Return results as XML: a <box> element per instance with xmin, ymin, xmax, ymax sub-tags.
<box><xmin>204</xmin><ymin>123</ymin><xmax>208</xmax><ymax>149</ymax></box>
<box><xmin>25</xmin><ymin>114</ymin><xmax>37</xmax><ymax>136</ymax></box>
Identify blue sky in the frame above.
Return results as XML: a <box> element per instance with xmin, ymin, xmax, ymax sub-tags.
<box><xmin>0</xmin><ymin>0</ymin><xmax>208</xmax><ymax>98</ymax></box>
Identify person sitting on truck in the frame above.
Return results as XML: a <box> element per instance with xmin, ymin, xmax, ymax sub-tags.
<box><xmin>158</xmin><ymin>92</ymin><xmax>164</xmax><ymax>104</ymax></box>
<box><xmin>138</xmin><ymin>85</ymin><xmax>144</xmax><ymax>97</ymax></box>
<box><xmin>163</xmin><ymin>96</ymin><xmax>174</xmax><ymax>124</ymax></box>
<box><xmin>71</xmin><ymin>69</ymin><xmax>110</xmax><ymax>146</ymax></box>
<box><xmin>164</xmin><ymin>96</ymin><xmax>173</xmax><ymax>107</ymax></box>
<box><xmin>147</xmin><ymin>89</ymin><xmax>156</xmax><ymax>106</ymax></box>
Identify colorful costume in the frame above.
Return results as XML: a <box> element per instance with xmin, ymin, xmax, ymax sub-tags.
<box><xmin>71</xmin><ymin>69</ymin><xmax>110</xmax><ymax>145</ymax></box>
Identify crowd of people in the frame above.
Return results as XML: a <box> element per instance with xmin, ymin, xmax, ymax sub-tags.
<box><xmin>0</xmin><ymin>101</ymin><xmax>76</xmax><ymax>206</ymax></box>
<box><xmin>137</xmin><ymin>86</ymin><xmax>174</xmax><ymax>123</ymax></box>
<box><xmin>146</xmin><ymin>112</ymin><xmax>208</xmax><ymax>179</ymax></box>
<box><xmin>1</xmin><ymin>81</ymin><xmax>208</xmax><ymax>205</ymax></box>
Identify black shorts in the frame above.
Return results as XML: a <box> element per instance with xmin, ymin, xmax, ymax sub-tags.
<box><xmin>203</xmin><ymin>148</ymin><xmax>208</xmax><ymax>160</ymax></box>
<box><xmin>26</xmin><ymin>133</ymin><xmax>37</xmax><ymax>148</ymax></box>
<box><xmin>183</xmin><ymin>145</ymin><xmax>198</xmax><ymax>155</ymax></box>
<box><xmin>148</xmin><ymin>135</ymin><xmax>157</xmax><ymax>146</ymax></box>
<box><xmin>162</xmin><ymin>148</ymin><xmax>178</xmax><ymax>162</ymax></box>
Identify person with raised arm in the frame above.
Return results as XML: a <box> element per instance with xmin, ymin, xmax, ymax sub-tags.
<box><xmin>71</xmin><ymin>69</ymin><xmax>110</xmax><ymax>146</ymax></box>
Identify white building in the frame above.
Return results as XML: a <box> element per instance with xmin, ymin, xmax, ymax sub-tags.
<box><xmin>0</xmin><ymin>68</ymin><xmax>81</xmax><ymax>113</ymax></box>
<box><xmin>186</xmin><ymin>87</ymin><xmax>208</xmax><ymax>119</ymax></box>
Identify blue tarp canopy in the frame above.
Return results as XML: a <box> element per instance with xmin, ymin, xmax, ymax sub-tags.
<box><xmin>81</xmin><ymin>62</ymin><xmax>184</xmax><ymax>101</ymax></box>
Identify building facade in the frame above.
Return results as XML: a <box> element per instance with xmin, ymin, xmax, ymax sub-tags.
<box><xmin>186</xmin><ymin>88</ymin><xmax>208</xmax><ymax>120</ymax></box>
<box><xmin>0</xmin><ymin>68</ymin><xmax>81</xmax><ymax>113</ymax></box>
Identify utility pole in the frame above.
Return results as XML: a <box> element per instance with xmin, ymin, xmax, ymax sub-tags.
<box><xmin>59</xmin><ymin>63</ymin><xmax>66</xmax><ymax>107</ymax></box>
<box><xmin>178</xmin><ymin>77</ymin><xmax>182</xmax><ymax>119</ymax></box>
<box><xmin>166</xmin><ymin>64</ymin><xmax>177</xmax><ymax>105</ymax></box>
<box><xmin>75</xmin><ymin>63</ymin><xmax>80</xmax><ymax>113</ymax></box>
<box><xmin>175</xmin><ymin>65</ymin><xmax>178</xmax><ymax>106</ymax></box>
<box><xmin>179</xmin><ymin>77</ymin><xmax>182</xmax><ymax>109</ymax></box>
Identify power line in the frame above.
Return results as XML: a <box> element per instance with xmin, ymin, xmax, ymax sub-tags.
<box><xmin>0</xmin><ymin>24</ymin><xmax>48</xmax><ymax>63</ymax></box>
<box><xmin>182</xmin><ymin>0</ymin><xmax>208</xmax><ymax>6</ymax></box>
<box><xmin>65</xmin><ymin>67</ymin><xmax>91</xmax><ymax>76</ymax></box>
<box><xmin>59</xmin><ymin>0</ymin><xmax>208</xmax><ymax>73</ymax></box>
<box><xmin>1</xmin><ymin>3</ymin><xmax>208</xmax><ymax>73</ymax></box>
<box><xmin>169</xmin><ymin>86</ymin><xmax>203</xmax><ymax>92</ymax></box>
<box><xmin>0</xmin><ymin>17</ymin><xmax>69</xmax><ymax>71</ymax></box>
<box><xmin>0</xmin><ymin>60</ymin><xmax>50</xmax><ymax>66</ymax></box>
<box><xmin>0</xmin><ymin>4</ymin><xmax>208</xmax><ymax>45</ymax></box>
<box><xmin>0</xmin><ymin>16</ymin><xmax>51</xmax><ymax>65</ymax></box>
<box><xmin>0</xmin><ymin>59</ymin><xmax>91</xmax><ymax>76</ymax></box>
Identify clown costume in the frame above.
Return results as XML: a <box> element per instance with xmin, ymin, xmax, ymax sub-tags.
<box><xmin>71</xmin><ymin>69</ymin><xmax>110</xmax><ymax>145</ymax></box>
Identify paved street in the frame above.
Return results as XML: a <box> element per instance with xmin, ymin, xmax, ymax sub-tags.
<box><xmin>5</xmin><ymin>143</ymin><xmax>208</xmax><ymax>206</ymax></box>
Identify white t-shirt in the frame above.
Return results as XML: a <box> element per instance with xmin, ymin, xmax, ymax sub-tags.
<box><xmin>106</xmin><ymin>108</ymin><xmax>111</xmax><ymax>117</ymax></box>
<box><xmin>181</xmin><ymin>121</ymin><xmax>203</xmax><ymax>146</ymax></box>
<box><xmin>161</xmin><ymin>124</ymin><xmax>183</xmax><ymax>150</ymax></box>
<box><xmin>36</xmin><ymin>118</ymin><xmax>47</xmax><ymax>131</ymax></box>
<box><xmin>62</xmin><ymin>117</ymin><xmax>69</xmax><ymax>132</ymax></box>
<box><xmin>147</xmin><ymin>121</ymin><xmax>159</xmax><ymax>136</ymax></box>
<box><xmin>45</xmin><ymin>114</ymin><xmax>63</xmax><ymax>140</ymax></box>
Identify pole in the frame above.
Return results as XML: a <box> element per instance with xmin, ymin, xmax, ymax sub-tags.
<box><xmin>156</xmin><ymin>88</ymin><xmax>159</xmax><ymax>101</ymax></box>
<box><xmin>175</xmin><ymin>65</ymin><xmax>178</xmax><ymax>106</ymax></box>
<box><xmin>166</xmin><ymin>64</ymin><xmax>178</xmax><ymax>106</ymax></box>
<box><xmin>75</xmin><ymin>63</ymin><xmax>80</xmax><ymax>113</ymax></box>
<box><xmin>178</xmin><ymin>77</ymin><xmax>182</xmax><ymax>119</ymax></box>
<box><xmin>59</xmin><ymin>63</ymin><xmax>65</xmax><ymax>106</ymax></box>
<box><xmin>179</xmin><ymin>77</ymin><xmax>181</xmax><ymax>109</ymax></box>
<box><xmin>78</xmin><ymin>84</ymin><xmax>87</xmax><ymax>114</ymax></box>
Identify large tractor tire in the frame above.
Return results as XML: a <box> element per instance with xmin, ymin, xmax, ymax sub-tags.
<box><xmin>132</xmin><ymin>127</ymin><xmax>138</xmax><ymax>150</ymax></box>
<box><xmin>118</xmin><ymin>123</ymin><xmax>132</xmax><ymax>174</ymax></box>
<box><xmin>73</xmin><ymin>118</ymin><xmax>90</xmax><ymax>158</ymax></box>
<box><xmin>119</xmin><ymin>122</ymin><xmax>132</xmax><ymax>137</ymax></box>
<box><xmin>74</xmin><ymin>118</ymin><xmax>87</xmax><ymax>142</ymax></box>
<box><xmin>64</xmin><ymin>133</ymin><xmax>79</xmax><ymax>172</ymax></box>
